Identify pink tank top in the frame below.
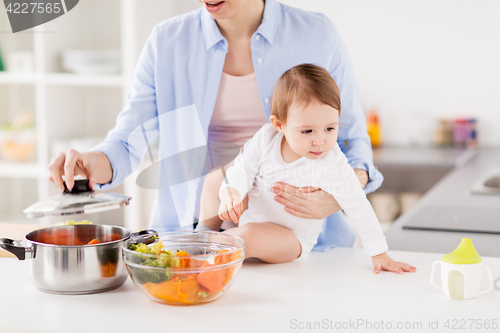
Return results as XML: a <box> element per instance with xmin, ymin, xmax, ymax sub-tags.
<box><xmin>208</xmin><ymin>72</ymin><xmax>268</xmax><ymax>150</ymax></box>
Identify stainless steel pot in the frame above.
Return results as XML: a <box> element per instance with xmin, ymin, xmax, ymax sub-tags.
<box><xmin>0</xmin><ymin>224</ymin><xmax>156</xmax><ymax>295</ymax></box>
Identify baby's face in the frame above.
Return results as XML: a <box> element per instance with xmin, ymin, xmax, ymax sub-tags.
<box><xmin>282</xmin><ymin>101</ymin><xmax>339</xmax><ymax>160</ymax></box>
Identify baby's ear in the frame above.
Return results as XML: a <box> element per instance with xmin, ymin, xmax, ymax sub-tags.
<box><xmin>269</xmin><ymin>115</ymin><xmax>284</xmax><ymax>132</ymax></box>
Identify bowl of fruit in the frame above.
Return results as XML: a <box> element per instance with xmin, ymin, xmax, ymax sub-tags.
<box><xmin>123</xmin><ymin>231</ymin><xmax>245</xmax><ymax>305</ymax></box>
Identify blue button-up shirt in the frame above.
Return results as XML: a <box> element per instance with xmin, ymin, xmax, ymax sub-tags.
<box><xmin>92</xmin><ymin>0</ymin><xmax>383</xmax><ymax>251</ymax></box>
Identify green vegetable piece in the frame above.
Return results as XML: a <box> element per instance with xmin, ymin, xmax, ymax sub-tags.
<box><xmin>130</xmin><ymin>267</ymin><xmax>173</xmax><ymax>284</ymax></box>
<box><xmin>127</xmin><ymin>240</ymin><xmax>177</xmax><ymax>284</ymax></box>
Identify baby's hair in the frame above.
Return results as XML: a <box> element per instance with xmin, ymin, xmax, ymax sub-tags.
<box><xmin>271</xmin><ymin>64</ymin><xmax>341</xmax><ymax>124</ymax></box>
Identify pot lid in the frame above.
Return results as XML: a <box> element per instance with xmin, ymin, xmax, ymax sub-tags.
<box><xmin>24</xmin><ymin>179</ymin><xmax>131</xmax><ymax>218</ymax></box>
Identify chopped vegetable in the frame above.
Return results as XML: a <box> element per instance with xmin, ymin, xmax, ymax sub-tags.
<box><xmin>87</xmin><ymin>239</ymin><xmax>99</xmax><ymax>245</ymax></box>
<box><xmin>40</xmin><ymin>229</ymin><xmax>85</xmax><ymax>245</ymax></box>
<box><xmin>100</xmin><ymin>262</ymin><xmax>117</xmax><ymax>277</ymax></box>
<box><xmin>130</xmin><ymin>267</ymin><xmax>173</xmax><ymax>284</ymax></box>
<box><xmin>127</xmin><ymin>241</ymin><xmax>243</xmax><ymax>304</ymax></box>
<box><xmin>127</xmin><ymin>240</ymin><xmax>177</xmax><ymax>284</ymax></box>
<box><xmin>127</xmin><ymin>243</ymin><xmax>138</xmax><ymax>251</ymax></box>
<box><xmin>65</xmin><ymin>220</ymin><xmax>92</xmax><ymax>225</ymax></box>
<box><xmin>175</xmin><ymin>250</ymin><xmax>192</xmax><ymax>268</ymax></box>
<box><xmin>197</xmin><ymin>266</ymin><xmax>224</xmax><ymax>292</ymax></box>
<box><xmin>143</xmin><ymin>275</ymin><xmax>200</xmax><ymax>305</ymax></box>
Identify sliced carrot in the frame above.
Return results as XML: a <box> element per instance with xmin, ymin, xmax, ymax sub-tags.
<box><xmin>175</xmin><ymin>250</ymin><xmax>191</xmax><ymax>268</ymax></box>
<box><xmin>144</xmin><ymin>275</ymin><xmax>200</xmax><ymax>305</ymax></box>
<box><xmin>42</xmin><ymin>230</ymin><xmax>72</xmax><ymax>245</ymax></box>
<box><xmin>214</xmin><ymin>249</ymin><xmax>241</xmax><ymax>265</ymax></box>
<box><xmin>87</xmin><ymin>239</ymin><xmax>100</xmax><ymax>245</ymax></box>
<box><xmin>55</xmin><ymin>229</ymin><xmax>71</xmax><ymax>238</ymax></box>
<box><xmin>214</xmin><ymin>250</ymin><xmax>242</xmax><ymax>288</ymax></box>
<box><xmin>197</xmin><ymin>269</ymin><xmax>225</xmax><ymax>293</ymax></box>
<box><xmin>100</xmin><ymin>262</ymin><xmax>117</xmax><ymax>277</ymax></box>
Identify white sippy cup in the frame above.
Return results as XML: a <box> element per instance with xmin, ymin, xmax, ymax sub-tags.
<box><xmin>430</xmin><ymin>238</ymin><xmax>493</xmax><ymax>300</ymax></box>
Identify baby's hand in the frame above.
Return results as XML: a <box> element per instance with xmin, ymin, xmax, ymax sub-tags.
<box><xmin>218</xmin><ymin>187</ymin><xmax>243</xmax><ymax>224</ymax></box>
<box><xmin>372</xmin><ymin>252</ymin><xmax>417</xmax><ymax>275</ymax></box>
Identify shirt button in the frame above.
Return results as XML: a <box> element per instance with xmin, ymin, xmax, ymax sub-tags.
<box><xmin>257</xmin><ymin>58</ymin><xmax>263</xmax><ymax>64</ymax></box>
<box><xmin>255</xmin><ymin>35</ymin><xmax>261</xmax><ymax>40</ymax></box>
<box><xmin>264</xmin><ymin>98</ymin><xmax>270</xmax><ymax>104</ymax></box>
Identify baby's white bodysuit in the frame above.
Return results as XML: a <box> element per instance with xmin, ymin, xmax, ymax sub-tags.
<box><xmin>219</xmin><ymin>123</ymin><xmax>388</xmax><ymax>258</ymax></box>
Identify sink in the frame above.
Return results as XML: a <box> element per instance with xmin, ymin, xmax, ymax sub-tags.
<box><xmin>376</xmin><ymin>165</ymin><xmax>453</xmax><ymax>193</ymax></box>
<box><xmin>467</xmin><ymin>168</ymin><xmax>500</xmax><ymax>195</ymax></box>
<box><xmin>484</xmin><ymin>175</ymin><xmax>500</xmax><ymax>189</ymax></box>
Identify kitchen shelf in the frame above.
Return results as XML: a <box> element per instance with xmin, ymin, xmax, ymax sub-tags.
<box><xmin>0</xmin><ymin>73</ymin><xmax>125</xmax><ymax>87</ymax></box>
<box><xmin>0</xmin><ymin>0</ymin><xmax>202</xmax><ymax>229</ymax></box>
<box><xmin>43</xmin><ymin>73</ymin><xmax>126</xmax><ymax>87</ymax></box>
<box><xmin>0</xmin><ymin>73</ymin><xmax>38</xmax><ymax>85</ymax></box>
<box><xmin>0</xmin><ymin>162</ymin><xmax>44</xmax><ymax>179</ymax></box>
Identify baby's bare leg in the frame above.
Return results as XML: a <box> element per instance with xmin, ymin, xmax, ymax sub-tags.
<box><xmin>199</xmin><ymin>168</ymin><xmax>226</xmax><ymax>230</ymax></box>
<box><xmin>223</xmin><ymin>223</ymin><xmax>301</xmax><ymax>264</ymax></box>
<box><xmin>199</xmin><ymin>167</ymin><xmax>248</xmax><ymax>230</ymax></box>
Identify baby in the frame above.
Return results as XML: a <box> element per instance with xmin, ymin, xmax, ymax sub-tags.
<box><xmin>198</xmin><ymin>64</ymin><xmax>415</xmax><ymax>274</ymax></box>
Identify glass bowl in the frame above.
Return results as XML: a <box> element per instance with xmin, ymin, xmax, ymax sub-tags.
<box><xmin>122</xmin><ymin>231</ymin><xmax>245</xmax><ymax>305</ymax></box>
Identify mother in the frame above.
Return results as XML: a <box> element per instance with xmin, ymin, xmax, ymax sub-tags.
<box><xmin>48</xmin><ymin>0</ymin><xmax>383</xmax><ymax>252</ymax></box>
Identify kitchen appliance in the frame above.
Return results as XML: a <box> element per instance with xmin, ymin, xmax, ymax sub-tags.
<box><xmin>402</xmin><ymin>206</ymin><xmax>500</xmax><ymax>234</ymax></box>
<box><xmin>430</xmin><ymin>238</ymin><xmax>493</xmax><ymax>300</ymax></box>
<box><xmin>0</xmin><ymin>179</ymin><xmax>157</xmax><ymax>294</ymax></box>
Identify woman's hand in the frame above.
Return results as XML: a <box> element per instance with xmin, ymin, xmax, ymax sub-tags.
<box><xmin>48</xmin><ymin>150</ymin><xmax>112</xmax><ymax>192</ymax></box>
<box><xmin>353</xmin><ymin>168</ymin><xmax>369</xmax><ymax>188</ymax></box>
<box><xmin>271</xmin><ymin>169</ymin><xmax>369</xmax><ymax>220</ymax></box>
<box><xmin>372</xmin><ymin>252</ymin><xmax>417</xmax><ymax>274</ymax></box>
<box><xmin>218</xmin><ymin>187</ymin><xmax>243</xmax><ymax>224</ymax></box>
<box><xmin>271</xmin><ymin>183</ymin><xmax>341</xmax><ymax>219</ymax></box>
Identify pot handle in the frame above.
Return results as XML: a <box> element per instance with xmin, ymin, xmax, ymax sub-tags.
<box><xmin>0</xmin><ymin>238</ymin><xmax>35</xmax><ymax>260</ymax></box>
<box><xmin>130</xmin><ymin>230</ymin><xmax>158</xmax><ymax>245</ymax></box>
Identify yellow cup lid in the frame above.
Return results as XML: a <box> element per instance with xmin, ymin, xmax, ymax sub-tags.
<box><xmin>442</xmin><ymin>238</ymin><xmax>482</xmax><ymax>264</ymax></box>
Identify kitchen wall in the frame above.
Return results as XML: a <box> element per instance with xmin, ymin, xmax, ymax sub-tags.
<box><xmin>280</xmin><ymin>0</ymin><xmax>500</xmax><ymax>146</ymax></box>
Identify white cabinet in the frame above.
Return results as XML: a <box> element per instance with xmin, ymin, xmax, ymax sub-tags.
<box><xmin>0</xmin><ymin>0</ymin><xmax>201</xmax><ymax>227</ymax></box>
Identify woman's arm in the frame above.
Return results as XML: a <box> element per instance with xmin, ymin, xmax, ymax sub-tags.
<box><xmin>88</xmin><ymin>26</ymin><xmax>161</xmax><ymax>190</ymax></box>
<box><xmin>48</xmin><ymin>23</ymin><xmax>161</xmax><ymax>192</ymax></box>
<box><xmin>270</xmin><ymin>168</ymin><xmax>367</xmax><ymax>220</ymax></box>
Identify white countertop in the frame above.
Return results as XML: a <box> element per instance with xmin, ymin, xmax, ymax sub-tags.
<box><xmin>1</xmin><ymin>248</ymin><xmax>499</xmax><ymax>333</ymax></box>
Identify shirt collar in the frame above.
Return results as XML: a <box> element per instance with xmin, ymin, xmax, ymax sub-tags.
<box><xmin>256</xmin><ymin>0</ymin><xmax>280</xmax><ymax>44</ymax></box>
<box><xmin>200</xmin><ymin>8</ymin><xmax>225</xmax><ymax>50</ymax></box>
<box><xmin>201</xmin><ymin>0</ymin><xmax>280</xmax><ymax>50</ymax></box>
